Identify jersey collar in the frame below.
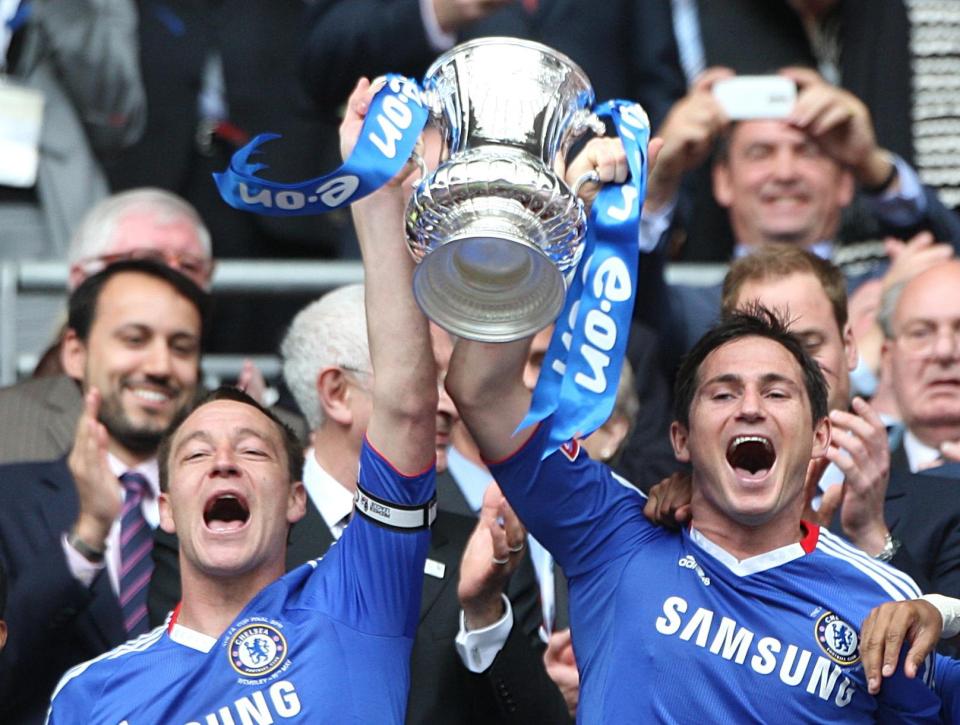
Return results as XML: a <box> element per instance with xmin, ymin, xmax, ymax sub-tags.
<box><xmin>689</xmin><ymin>522</ymin><xmax>820</xmax><ymax>577</ymax></box>
<box><xmin>166</xmin><ymin>603</ymin><xmax>218</xmax><ymax>653</ymax></box>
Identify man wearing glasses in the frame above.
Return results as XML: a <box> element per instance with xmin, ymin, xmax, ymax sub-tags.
<box><xmin>879</xmin><ymin>260</ymin><xmax>960</xmax><ymax>477</ymax></box>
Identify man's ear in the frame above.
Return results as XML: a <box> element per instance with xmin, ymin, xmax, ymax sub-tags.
<box><xmin>843</xmin><ymin>322</ymin><xmax>859</xmax><ymax>372</ymax></box>
<box><xmin>0</xmin><ymin>620</ymin><xmax>7</xmax><ymax>651</ymax></box>
<box><xmin>287</xmin><ymin>481</ymin><xmax>307</xmax><ymax>525</ymax></box>
<box><xmin>713</xmin><ymin>162</ymin><xmax>734</xmax><ymax>209</ymax></box>
<box><xmin>61</xmin><ymin>329</ymin><xmax>86</xmax><ymax>382</ymax></box>
<box><xmin>836</xmin><ymin>168</ymin><xmax>855</xmax><ymax>209</ymax></box>
<box><xmin>317</xmin><ymin>367</ymin><xmax>353</xmax><ymax>426</ymax></box>
<box><xmin>812</xmin><ymin>415</ymin><xmax>831</xmax><ymax>460</ymax></box>
<box><xmin>159</xmin><ymin>492</ymin><xmax>176</xmax><ymax>534</ymax></box>
<box><xmin>670</xmin><ymin>421</ymin><xmax>692</xmax><ymax>463</ymax></box>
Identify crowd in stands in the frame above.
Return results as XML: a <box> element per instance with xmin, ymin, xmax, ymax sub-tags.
<box><xmin>2</xmin><ymin>0</ymin><xmax>960</xmax><ymax>722</ymax></box>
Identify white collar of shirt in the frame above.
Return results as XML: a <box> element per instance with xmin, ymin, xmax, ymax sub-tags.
<box><xmin>690</xmin><ymin>527</ymin><xmax>807</xmax><ymax>576</ymax></box>
<box><xmin>734</xmin><ymin>240</ymin><xmax>834</xmax><ymax>261</ymax></box>
<box><xmin>903</xmin><ymin>429</ymin><xmax>941</xmax><ymax>473</ymax></box>
<box><xmin>445</xmin><ymin>445</ymin><xmax>488</xmax><ymax>514</ymax></box>
<box><xmin>302</xmin><ymin>448</ymin><xmax>355</xmax><ymax>539</ymax></box>
<box><xmin>169</xmin><ymin>622</ymin><xmax>217</xmax><ymax>653</ymax></box>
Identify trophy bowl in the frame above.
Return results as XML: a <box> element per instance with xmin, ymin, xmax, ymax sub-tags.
<box><xmin>406</xmin><ymin>37</ymin><xmax>605</xmax><ymax>342</ymax></box>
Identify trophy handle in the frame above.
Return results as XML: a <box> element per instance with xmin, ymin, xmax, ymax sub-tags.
<box><xmin>409</xmin><ymin>150</ymin><xmax>429</xmax><ymax>184</ymax></box>
<box><xmin>572</xmin><ymin>169</ymin><xmax>601</xmax><ymax>197</ymax></box>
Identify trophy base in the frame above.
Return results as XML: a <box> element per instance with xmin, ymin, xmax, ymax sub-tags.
<box><xmin>413</xmin><ymin>233</ymin><xmax>566</xmax><ymax>342</ymax></box>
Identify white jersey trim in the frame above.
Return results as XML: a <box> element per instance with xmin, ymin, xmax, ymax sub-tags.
<box><xmin>817</xmin><ymin>528</ymin><xmax>921</xmax><ymax>601</ymax></box>
<box><xmin>690</xmin><ymin>527</ymin><xmax>807</xmax><ymax>576</ymax></box>
<box><xmin>169</xmin><ymin>622</ymin><xmax>217</xmax><ymax>653</ymax></box>
<box><xmin>48</xmin><ymin>625</ymin><xmax>166</xmax><ymax>710</ymax></box>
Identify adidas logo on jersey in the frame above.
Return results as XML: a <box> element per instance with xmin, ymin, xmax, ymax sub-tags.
<box><xmin>677</xmin><ymin>555</ymin><xmax>711</xmax><ymax>586</ymax></box>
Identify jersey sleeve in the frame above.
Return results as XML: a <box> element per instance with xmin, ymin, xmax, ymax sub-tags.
<box><xmin>305</xmin><ymin>436</ymin><xmax>433</xmax><ymax>639</ymax></box>
<box><xmin>486</xmin><ymin>417</ymin><xmax>660</xmax><ymax>578</ymax></box>
<box><xmin>934</xmin><ymin>653</ymin><xmax>960</xmax><ymax>724</ymax></box>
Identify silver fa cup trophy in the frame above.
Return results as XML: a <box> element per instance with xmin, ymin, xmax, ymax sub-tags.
<box><xmin>406</xmin><ymin>37</ymin><xmax>608</xmax><ymax>342</ymax></box>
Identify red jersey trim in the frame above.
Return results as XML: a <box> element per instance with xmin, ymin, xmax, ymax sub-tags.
<box><xmin>799</xmin><ymin>521</ymin><xmax>820</xmax><ymax>554</ymax></box>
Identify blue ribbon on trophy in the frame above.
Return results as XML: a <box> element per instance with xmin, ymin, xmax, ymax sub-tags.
<box><xmin>214</xmin><ymin>74</ymin><xmax>427</xmax><ymax>216</ymax></box>
<box><xmin>518</xmin><ymin>101</ymin><xmax>649</xmax><ymax>456</ymax></box>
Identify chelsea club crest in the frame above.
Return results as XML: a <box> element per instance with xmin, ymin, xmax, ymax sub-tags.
<box><xmin>228</xmin><ymin>623</ymin><xmax>288</xmax><ymax>677</ymax></box>
<box><xmin>815</xmin><ymin>611</ymin><xmax>860</xmax><ymax>666</ymax></box>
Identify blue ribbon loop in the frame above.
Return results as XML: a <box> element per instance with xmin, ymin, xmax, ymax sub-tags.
<box><xmin>213</xmin><ymin>74</ymin><xmax>428</xmax><ymax>216</ymax></box>
<box><xmin>519</xmin><ymin>100</ymin><xmax>649</xmax><ymax>457</ymax></box>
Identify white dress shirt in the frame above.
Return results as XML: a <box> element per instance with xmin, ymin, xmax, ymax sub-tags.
<box><xmin>903</xmin><ymin>429</ymin><xmax>943</xmax><ymax>473</ymax></box>
<box><xmin>302</xmin><ymin>447</ymin><xmax>356</xmax><ymax>540</ymax></box>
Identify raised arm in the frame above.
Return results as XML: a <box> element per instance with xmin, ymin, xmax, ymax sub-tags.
<box><xmin>340</xmin><ymin>78</ymin><xmax>436</xmax><ymax>475</ymax></box>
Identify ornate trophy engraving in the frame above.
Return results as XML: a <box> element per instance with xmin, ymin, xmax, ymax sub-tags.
<box><xmin>406</xmin><ymin>37</ymin><xmax>606</xmax><ymax>342</ymax></box>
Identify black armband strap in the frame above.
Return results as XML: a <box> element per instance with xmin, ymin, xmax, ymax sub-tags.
<box><xmin>354</xmin><ymin>485</ymin><xmax>437</xmax><ymax>531</ymax></box>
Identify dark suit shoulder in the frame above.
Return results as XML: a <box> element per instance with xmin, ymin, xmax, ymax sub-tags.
<box><xmin>0</xmin><ymin>376</ymin><xmax>81</xmax><ymax>465</ymax></box>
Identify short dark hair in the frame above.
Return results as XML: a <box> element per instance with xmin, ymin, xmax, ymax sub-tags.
<box><xmin>157</xmin><ymin>386</ymin><xmax>305</xmax><ymax>493</ymax></box>
<box><xmin>721</xmin><ymin>244</ymin><xmax>848</xmax><ymax>331</ymax></box>
<box><xmin>67</xmin><ymin>258</ymin><xmax>210</xmax><ymax>342</ymax></box>
<box><xmin>673</xmin><ymin>306</ymin><xmax>829</xmax><ymax>428</ymax></box>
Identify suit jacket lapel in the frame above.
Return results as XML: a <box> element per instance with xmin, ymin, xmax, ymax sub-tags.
<box><xmin>436</xmin><ymin>470</ymin><xmax>475</xmax><ymax>518</ymax></box>
<box><xmin>419</xmin><ymin>521</ymin><xmax>455</xmax><ymax>621</ymax></box>
<box><xmin>884</xmin><ymin>467</ymin><xmax>910</xmax><ymax>534</ymax></box>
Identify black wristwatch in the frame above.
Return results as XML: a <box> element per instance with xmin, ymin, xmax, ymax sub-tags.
<box><xmin>68</xmin><ymin>529</ymin><xmax>106</xmax><ymax>564</ymax></box>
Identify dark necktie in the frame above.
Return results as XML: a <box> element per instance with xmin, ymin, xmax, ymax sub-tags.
<box><xmin>119</xmin><ymin>472</ymin><xmax>154</xmax><ymax>637</ymax></box>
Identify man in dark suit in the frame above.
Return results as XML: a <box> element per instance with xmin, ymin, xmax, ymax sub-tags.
<box><xmin>148</xmin><ymin>284</ymin><xmax>571</xmax><ymax>723</ymax></box>
<box><xmin>0</xmin><ymin>260</ymin><xmax>207</xmax><ymax>723</ymax></box>
<box><xmin>299</xmin><ymin>0</ymin><xmax>686</xmax><ymax>132</ymax></box>
<box><xmin>878</xmin><ymin>261</ymin><xmax>960</xmax><ymax>482</ymax></box>
<box><xmin>0</xmin><ymin>188</ymin><xmax>214</xmax><ymax>466</ymax></box>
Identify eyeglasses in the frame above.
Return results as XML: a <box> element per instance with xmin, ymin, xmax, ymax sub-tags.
<box><xmin>77</xmin><ymin>248</ymin><xmax>214</xmax><ymax>285</ymax></box>
<box><xmin>895</xmin><ymin>322</ymin><xmax>960</xmax><ymax>356</ymax></box>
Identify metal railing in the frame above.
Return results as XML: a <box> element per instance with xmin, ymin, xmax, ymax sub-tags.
<box><xmin>0</xmin><ymin>259</ymin><xmax>726</xmax><ymax>386</ymax></box>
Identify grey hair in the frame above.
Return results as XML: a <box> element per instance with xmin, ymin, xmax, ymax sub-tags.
<box><xmin>281</xmin><ymin>284</ymin><xmax>370</xmax><ymax>430</ymax></box>
<box><xmin>877</xmin><ymin>278</ymin><xmax>908</xmax><ymax>339</ymax></box>
<box><xmin>67</xmin><ymin>188</ymin><xmax>212</xmax><ymax>265</ymax></box>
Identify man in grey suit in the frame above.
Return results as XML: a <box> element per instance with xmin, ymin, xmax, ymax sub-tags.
<box><xmin>0</xmin><ymin>0</ymin><xmax>145</xmax><ymax>258</ymax></box>
<box><xmin>0</xmin><ymin>189</ymin><xmax>213</xmax><ymax>465</ymax></box>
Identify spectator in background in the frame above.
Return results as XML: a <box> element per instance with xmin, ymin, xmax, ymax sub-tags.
<box><xmin>0</xmin><ymin>260</ymin><xmax>206</xmax><ymax>724</ymax></box>
<box><xmin>0</xmin><ymin>0</ymin><xmax>145</xmax><ymax>260</ymax></box>
<box><xmin>637</xmin><ymin>67</ymin><xmax>960</xmax><ymax>374</ymax></box>
<box><xmin>0</xmin><ymin>190</ymin><xmax>214</xmax><ymax>465</ymax></box>
<box><xmin>300</xmin><ymin>0</ymin><xmax>686</xmax><ymax>131</ymax></box>
<box><xmin>877</xmin><ymin>261</ymin><xmax>960</xmax><ymax>477</ymax></box>
<box><xmin>664</xmin><ymin>0</ymin><xmax>960</xmax><ymax>260</ymax></box>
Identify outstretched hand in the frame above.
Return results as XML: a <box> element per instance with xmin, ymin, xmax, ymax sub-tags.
<box><xmin>861</xmin><ymin>599</ymin><xmax>942</xmax><ymax>695</ymax></box>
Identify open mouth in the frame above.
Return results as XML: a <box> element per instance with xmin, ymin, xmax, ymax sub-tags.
<box><xmin>203</xmin><ymin>493</ymin><xmax>250</xmax><ymax>532</ymax></box>
<box><xmin>726</xmin><ymin>435</ymin><xmax>776</xmax><ymax>479</ymax></box>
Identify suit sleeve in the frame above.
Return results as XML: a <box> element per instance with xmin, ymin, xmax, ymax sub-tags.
<box><xmin>481</xmin><ymin>551</ymin><xmax>572</xmax><ymax>724</ymax></box>
<box><xmin>299</xmin><ymin>0</ymin><xmax>436</xmax><ymax>112</ymax></box>
<box><xmin>487</xmin><ymin>419</ymin><xmax>656</xmax><ymax>579</ymax></box>
<box><xmin>32</xmin><ymin>0</ymin><xmax>146</xmax><ymax>151</ymax></box>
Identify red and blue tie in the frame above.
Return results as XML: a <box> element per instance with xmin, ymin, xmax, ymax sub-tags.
<box><xmin>119</xmin><ymin>472</ymin><xmax>154</xmax><ymax>637</ymax></box>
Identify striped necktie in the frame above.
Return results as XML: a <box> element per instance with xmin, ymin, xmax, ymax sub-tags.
<box><xmin>119</xmin><ymin>472</ymin><xmax>154</xmax><ymax>637</ymax></box>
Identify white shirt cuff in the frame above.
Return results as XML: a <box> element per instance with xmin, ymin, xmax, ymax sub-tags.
<box><xmin>419</xmin><ymin>0</ymin><xmax>456</xmax><ymax>52</ymax></box>
<box><xmin>61</xmin><ymin>532</ymin><xmax>104</xmax><ymax>588</ymax></box>
<box><xmin>455</xmin><ymin>594</ymin><xmax>514</xmax><ymax>673</ymax></box>
<box><xmin>921</xmin><ymin>594</ymin><xmax>960</xmax><ymax>639</ymax></box>
<box><xmin>639</xmin><ymin>193</ymin><xmax>677</xmax><ymax>252</ymax></box>
<box><xmin>866</xmin><ymin>154</ymin><xmax>927</xmax><ymax>228</ymax></box>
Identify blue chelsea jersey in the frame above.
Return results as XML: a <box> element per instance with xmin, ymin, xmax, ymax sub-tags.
<box><xmin>47</xmin><ymin>439</ymin><xmax>434</xmax><ymax>725</ymax></box>
<box><xmin>487</xmin><ymin>422</ymin><xmax>941</xmax><ymax>724</ymax></box>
